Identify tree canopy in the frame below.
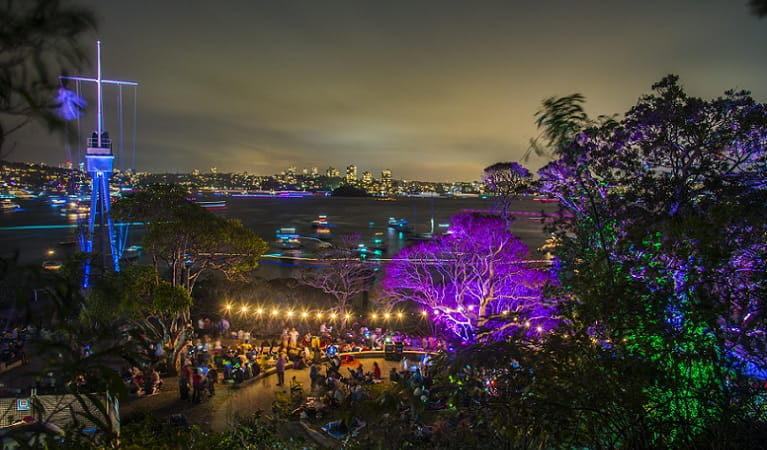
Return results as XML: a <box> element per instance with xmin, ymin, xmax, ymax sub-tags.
<box><xmin>383</xmin><ymin>213</ymin><xmax>553</xmax><ymax>342</ymax></box>
<box><xmin>110</xmin><ymin>185</ymin><xmax>267</xmax><ymax>373</ymax></box>
<box><xmin>482</xmin><ymin>162</ymin><xmax>531</xmax><ymax>223</ymax></box>
<box><xmin>525</xmin><ymin>75</ymin><xmax>767</xmax><ymax>446</ymax></box>
<box><xmin>112</xmin><ymin>184</ymin><xmax>268</xmax><ymax>295</ymax></box>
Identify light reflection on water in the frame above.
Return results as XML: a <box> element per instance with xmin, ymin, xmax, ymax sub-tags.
<box><xmin>0</xmin><ymin>196</ymin><xmax>557</xmax><ymax>277</ymax></box>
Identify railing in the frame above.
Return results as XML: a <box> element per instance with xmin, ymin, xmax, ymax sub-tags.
<box><xmin>87</xmin><ymin>136</ymin><xmax>112</xmax><ymax>149</ymax></box>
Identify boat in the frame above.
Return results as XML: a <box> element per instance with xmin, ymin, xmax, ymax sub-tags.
<box><xmin>276</xmin><ymin>227</ymin><xmax>302</xmax><ymax>250</ymax></box>
<box><xmin>387</xmin><ymin>217</ymin><xmax>412</xmax><ymax>233</ymax></box>
<box><xmin>0</xmin><ymin>199</ymin><xmax>20</xmax><ymax>210</ymax></box>
<box><xmin>369</xmin><ymin>232</ymin><xmax>387</xmax><ymax>251</ymax></box>
<box><xmin>311</xmin><ymin>215</ymin><xmax>330</xmax><ymax>228</ymax></box>
<box><xmin>310</xmin><ymin>215</ymin><xmax>333</xmax><ymax>240</ymax></box>
<box><xmin>194</xmin><ymin>199</ymin><xmax>228</xmax><ymax>210</ymax></box>
<box><xmin>59</xmin><ymin>201</ymin><xmax>89</xmax><ymax>216</ymax></box>
<box><xmin>121</xmin><ymin>244</ymin><xmax>143</xmax><ymax>261</ymax></box>
<box><xmin>41</xmin><ymin>260</ymin><xmax>63</xmax><ymax>271</ymax></box>
<box><xmin>532</xmin><ymin>197</ymin><xmax>558</xmax><ymax>203</ymax></box>
<box><xmin>406</xmin><ymin>232</ymin><xmax>433</xmax><ymax>241</ymax></box>
<box><xmin>313</xmin><ymin>225</ymin><xmax>333</xmax><ymax>241</ymax></box>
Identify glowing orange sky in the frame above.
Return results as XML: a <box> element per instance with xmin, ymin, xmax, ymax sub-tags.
<box><xmin>11</xmin><ymin>0</ymin><xmax>767</xmax><ymax>181</ymax></box>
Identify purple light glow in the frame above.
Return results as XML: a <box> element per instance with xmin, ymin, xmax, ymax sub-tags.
<box><xmin>55</xmin><ymin>87</ymin><xmax>86</xmax><ymax>120</ymax></box>
<box><xmin>383</xmin><ymin>213</ymin><xmax>556</xmax><ymax>342</ymax></box>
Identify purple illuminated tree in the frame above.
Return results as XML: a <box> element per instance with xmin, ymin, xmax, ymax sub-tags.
<box><xmin>383</xmin><ymin>213</ymin><xmax>554</xmax><ymax>342</ymax></box>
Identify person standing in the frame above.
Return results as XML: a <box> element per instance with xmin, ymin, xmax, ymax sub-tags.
<box><xmin>276</xmin><ymin>353</ymin><xmax>287</xmax><ymax>386</ymax></box>
<box><xmin>178</xmin><ymin>373</ymin><xmax>190</xmax><ymax>401</ymax></box>
<box><xmin>310</xmin><ymin>363</ymin><xmax>320</xmax><ymax>388</ymax></box>
<box><xmin>372</xmin><ymin>361</ymin><xmax>382</xmax><ymax>381</ymax></box>
<box><xmin>289</xmin><ymin>327</ymin><xmax>299</xmax><ymax>348</ymax></box>
<box><xmin>281</xmin><ymin>328</ymin><xmax>290</xmax><ymax>349</ymax></box>
<box><xmin>192</xmin><ymin>368</ymin><xmax>204</xmax><ymax>403</ymax></box>
<box><xmin>206</xmin><ymin>365</ymin><xmax>218</xmax><ymax>396</ymax></box>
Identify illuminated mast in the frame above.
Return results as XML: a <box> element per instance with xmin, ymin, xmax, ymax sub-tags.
<box><xmin>61</xmin><ymin>41</ymin><xmax>139</xmax><ymax>287</ymax></box>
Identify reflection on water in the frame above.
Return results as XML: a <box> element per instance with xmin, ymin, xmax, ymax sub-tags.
<box><xmin>0</xmin><ymin>196</ymin><xmax>558</xmax><ymax>277</ymax></box>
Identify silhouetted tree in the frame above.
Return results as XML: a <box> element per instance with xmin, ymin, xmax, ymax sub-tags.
<box><xmin>297</xmin><ymin>234</ymin><xmax>376</xmax><ymax>330</ymax></box>
<box><xmin>482</xmin><ymin>161</ymin><xmax>531</xmax><ymax>224</ymax></box>
<box><xmin>0</xmin><ymin>0</ymin><xmax>95</xmax><ymax>158</ymax></box>
<box><xmin>749</xmin><ymin>0</ymin><xmax>767</xmax><ymax>17</ymax></box>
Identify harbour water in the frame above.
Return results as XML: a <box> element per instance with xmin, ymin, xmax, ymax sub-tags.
<box><xmin>0</xmin><ymin>196</ymin><xmax>559</xmax><ymax>278</ymax></box>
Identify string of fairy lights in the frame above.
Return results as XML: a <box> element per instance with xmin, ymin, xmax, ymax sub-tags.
<box><xmin>223</xmin><ymin>304</ymin><xmax>419</xmax><ymax>322</ymax></box>
<box><xmin>222</xmin><ymin>303</ymin><xmax>544</xmax><ymax>333</ymax></box>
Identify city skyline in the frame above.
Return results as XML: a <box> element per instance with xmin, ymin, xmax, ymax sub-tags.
<box><xmin>7</xmin><ymin>1</ymin><xmax>767</xmax><ymax>181</ymax></box>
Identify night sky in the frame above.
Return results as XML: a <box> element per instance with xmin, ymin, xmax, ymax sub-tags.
<box><xmin>10</xmin><ymin>1</ymin><xmax>767</xmax><ymax>181</ymax></box>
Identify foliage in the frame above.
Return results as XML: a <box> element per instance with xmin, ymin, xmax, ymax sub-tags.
<box><xmin>42</xmin><ymin>411</ymin><xmax>312</xmax><ymax>449</ymax></box>
<box><xmin>296</xmin><ymin>234</ymin><xmax>376</xmax><ymax>329</ymax></box>
<box><xmin>83</xmin><ymin>263</ymin><xmax>193</xmax><ymax>375</ymax></box>
<box><xmin>531</xmin><ymin>75</ymin><xmax>767</xmax><ymax>446</ymax></box>
<box><xmin>332</xmin><ymin>185</ymin><xmax>370</xmax><ymax>197</ymax></box>
<box><xmin>0</xmin><ymin>256</ymin><xmax>152</xmax><ymax>448</ymax></box>
<box><xmin>481</xmin><ymin>161</ymin><xmax>531</xmax><ymax>223</ymax></box>
<box><xmin>383</xmin><ymin>213</ymin><xmax>554</xmax><ymax>342</ymax></box>
<box><xmin>750</xmin><ymin>0</ymin><xmax>767</xmax><ymax>17</ymax></box>
<box><xmin>112</xmin><ymin>184</ymin><xmax>268</xmax><ymax>295</ymax></box>
<box><xmin>110</xmin><ymin>184</ymin><xmax>266</xmax><ymax>374</ymax></box>
<box><xmin>0</xmin><ymin>0</ymin><xmax>95</xmax><ymax>157</ymax></box>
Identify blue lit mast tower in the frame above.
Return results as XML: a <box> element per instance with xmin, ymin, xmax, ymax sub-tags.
<box><xmin>61</xmin><ymin>41</ymin><xmax>138</xmax><ymax>287</ymax></box>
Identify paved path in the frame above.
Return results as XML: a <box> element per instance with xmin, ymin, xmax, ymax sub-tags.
<box><xmin>121</xmin><ymin>353</ymin><xmax>412</xmax><ymax>433</ymax></box>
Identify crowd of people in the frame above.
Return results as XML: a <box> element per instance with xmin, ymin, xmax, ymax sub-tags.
<box><xmin>121</xmin><ymin>365</ymin><xmax>163</xmax><ymax>397</ymax></box>
<box><xmin>167</xmin><ymin>319</ymin><xmax>442</xmax><ymax>408</ymax></box>
<box><xmin>0</xmin><ymin>329</ymin><xmax>26</xmax><ymax>369</ymax></box>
